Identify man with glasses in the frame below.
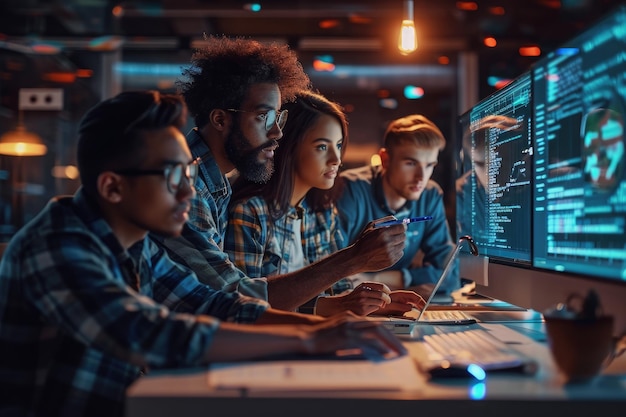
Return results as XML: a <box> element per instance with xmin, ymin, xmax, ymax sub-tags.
<box><xmin>0</xmin><ymin>90</ymin><xmax>406</xmax><ymax>417</ymax></box>
<box><xmin>153</xmin><ymin>36</ymin><xmax>414</xmax><ymax>313</ymax></box>
<box><xmin>114</xmin><ymin>157</ymin><xmax>201</xmax><ymax>193</ymax></box>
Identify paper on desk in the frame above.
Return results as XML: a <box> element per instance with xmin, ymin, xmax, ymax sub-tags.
<box><xmin>480</xmin><ymin>323</ymin><xmax>538</xmax><ymax>345</ymax></box>
<box><xmin>207</xmin><ymin>355</ymin><xmax>422</xmax><ymax>392</ymax></box>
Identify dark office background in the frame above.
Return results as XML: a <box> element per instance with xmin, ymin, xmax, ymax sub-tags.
<box><xmin>1</xmin><ymin>0</ymin><xmax>623</xmax><ymax>241</ymax></box>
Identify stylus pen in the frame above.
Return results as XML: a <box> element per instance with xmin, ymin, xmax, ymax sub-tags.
<box><xmin>373</xmin><ymin>216</ymin><xmax>433</xmax><ymax>228</ymax></box>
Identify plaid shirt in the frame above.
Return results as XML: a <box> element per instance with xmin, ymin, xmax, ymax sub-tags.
<box><xmin>152</xmin><ymin>129</ymin><xmax>269</xmax><ymax>300</ymax></box>
<box><xmin>225</xmin><ymin>196</ymin><xmax>353</xmax><ymax>295</ymax></box>
<box><xmin>0</xmin><ymin>188</ymin><xmax>269</xmax><ymax>417</ymax></box>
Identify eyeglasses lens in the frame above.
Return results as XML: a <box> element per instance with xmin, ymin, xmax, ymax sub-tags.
<box><xmin>264</xmin><ymin>109</ymin><xmax>288</xmax><ymax>131</ymax></box>
<box><xmin>277</xmin><ymin>110</ymin><xmax>288</xmax><ymax>130</ymax></box>
<box><xmin>166</xmin><ymin>165</ymin><xmax>183</xmax><ymax>193</ymax></box>
<box><xmin>167</xmin><ymin>161</ymin><xmax>199</xmax><ymax>193</ymax></box>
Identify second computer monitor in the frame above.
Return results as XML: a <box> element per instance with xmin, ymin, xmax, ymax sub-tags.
<box><xmin>456</xmin><ymin>72</ymin><xmax>533</xmax><ymax>264</ymax></box>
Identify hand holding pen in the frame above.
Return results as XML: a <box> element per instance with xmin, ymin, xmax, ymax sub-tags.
<box><xmin>373</xmin><ymin>216</ymin><xmax>433</xmax><ymax>229</ymax></box>
<box><xmin>347</xmin><ymin>216</ymin><xmax>407</xmax><ymax>272</ymax></box>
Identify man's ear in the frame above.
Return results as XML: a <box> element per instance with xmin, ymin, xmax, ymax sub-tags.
<box><xmin>379</xmin><ymin>148</ymin><xmax>390</xmax><ymax>169</ymax></box>
<box><xmin>210</xmin><ymin>109</ymin><xmax>228</xmax><ymax>131</ymax></box>
<box><xmin>97</xmin><ymin>172</ymin><xmax>124</xmax><ymax>203</ymax></box>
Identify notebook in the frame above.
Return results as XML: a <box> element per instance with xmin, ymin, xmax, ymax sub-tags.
<box><xmin>207</xmin><ymin>354</ymin><xmax>423</xmax><ymax>392</ymax></box>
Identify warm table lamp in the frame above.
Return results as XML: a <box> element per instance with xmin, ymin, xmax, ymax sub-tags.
<box><xmin>0</xmin><ymin>112</ymin><xmax>47</xmax><ymax>231</ymax></box>
<box><xmin>0</xmin><ymin>112</ymin><xmax>47</xmax><ymax>157</ymax></box>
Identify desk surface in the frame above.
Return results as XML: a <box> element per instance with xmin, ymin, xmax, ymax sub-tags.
<box><xmin>126</xmin><ymin>316</ymin><xmax>626</xmax><ymax>417</ymax></box>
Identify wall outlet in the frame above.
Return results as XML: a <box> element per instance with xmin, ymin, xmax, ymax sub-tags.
<box><xmin>19</xmin><ymin>88</ymin><xmax>64</xmax><ymax>111</ymax></box>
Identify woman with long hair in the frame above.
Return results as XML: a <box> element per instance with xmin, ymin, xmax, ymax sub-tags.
<box><xmin>226</xmin><ymin>90</ymin><xmax>422</xmax><ymax>316</ymax></box>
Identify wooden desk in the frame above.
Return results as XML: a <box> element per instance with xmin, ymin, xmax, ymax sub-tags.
<box><xmin>126</xmin><ymin>322</ymin><xmax>626</xmax><ymax>417</ymax></box>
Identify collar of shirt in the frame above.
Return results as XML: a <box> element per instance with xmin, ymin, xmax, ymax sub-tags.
<box><xmin>371</xmin><ymin>167</ymin><xmax>412</xmax><ymax>217</ymax></box>
<box><xmin>187</xmin><ymin>128</ymin><xmax>230</xmax><ymax>200</ymax></box>
<box><xmin>72</xmin><ymin>188</ymin><xmax>146</xmax><ymax>289</ymax></box>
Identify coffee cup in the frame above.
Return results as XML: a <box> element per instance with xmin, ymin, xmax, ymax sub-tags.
<box><xmin>544</xmin><ymin>313</ymin><xmax>615</xmax><ymax>383</ymax></box>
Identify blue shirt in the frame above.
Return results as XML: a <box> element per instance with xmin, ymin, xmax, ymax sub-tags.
<box><xmin>225</xmin><ymin>196</ymin><xmax>352</xmax><ymax>295</ymax></box>
<box><xmin>152</xmin><ymin>129</ymin><xmax>269</xmax><ymax>300</ymax></box>
<box><xmin>337</xmin><ymin>165</ymin><xmax>459</xmax><ymax>293</ymax></box>
<box><xmin>0</xmin><ymin>188</ymin><xmax>269</xmax><ymax>417</ymax></box>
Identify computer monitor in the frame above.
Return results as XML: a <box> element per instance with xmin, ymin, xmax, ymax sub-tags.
<box><xmin>455</xmin><ymin>72</ymin><xmax>533</xmax><ymax>283</ymax></box>
<box><xmin>456</xmin><ymin>6</ymin><xmax>626</xmax><ymax>334</ymax></box>
<box><xmin>532</xmin><ymin>5</ymin><xmax>626</xmax><ymax>330</ymax></box>
<box><xmin>532</xmin><ymin>7</ymin><xmax>626</xmax><ymax>282</ymax></box>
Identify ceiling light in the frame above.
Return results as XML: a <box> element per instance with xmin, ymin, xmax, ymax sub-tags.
<box><xmin>484</xmin><ymin>37</ymin><xmax>497</xmax><ymax>47</ymax></box>
<box><xmin>398</xmin><ymin>0</ymin><xmax>417</xmax><ymax>55</ymax></box>
<box><xmin>519</xmin><ymin>46</ymin><xmax>541</xmax><ymax>56</ymax></box>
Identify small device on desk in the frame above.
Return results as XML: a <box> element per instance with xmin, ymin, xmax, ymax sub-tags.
<box><xmin>377</xmin><ymin>306</ymin><xmax>477</xmax><ymax>335</ymax></box>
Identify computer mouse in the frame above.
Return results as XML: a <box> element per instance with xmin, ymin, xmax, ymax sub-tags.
<box><xmin>426</xmin><ymin>362</ymin><xmax>486</xmax><ymax>380</ymax></box>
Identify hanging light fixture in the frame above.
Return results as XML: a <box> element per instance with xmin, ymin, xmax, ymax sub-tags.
<box><xmin>0</xmin><ymin>110</ymin><xmax>47</xmax><ymax>156</ymax></box>
<box><xmin>398</xmin><ymin>0</ymin><xmax>417</xmax><ymax>55</ymax></box>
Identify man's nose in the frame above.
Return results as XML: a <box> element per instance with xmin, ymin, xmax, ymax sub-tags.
<box><xmin>268</xmin><ymin>121</ymin><xmax>284</xmax><ymax>141</ymax></box>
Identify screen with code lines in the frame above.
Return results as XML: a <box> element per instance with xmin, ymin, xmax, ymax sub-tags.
<box><xmin>456</xmin><ymin>72</ymin><xmax>533</xmax><ymax>262</ymax></box>
<box><xmin>532</xmin><ymin>6</ymin><xmax>626</xmax><ymax>280</ymax></box>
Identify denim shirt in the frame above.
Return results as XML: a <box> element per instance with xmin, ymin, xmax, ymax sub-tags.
<box><xmin>187</xmin><ymin>128</ymin><xmax>231</xmax><ymax>247</ymax></box>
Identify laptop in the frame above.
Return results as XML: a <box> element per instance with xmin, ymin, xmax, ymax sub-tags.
<box><xmin>373</xmin><ymin>237</ymin><xmax>478</xmax><ymax>334</ymax></box>
<box><xmin>377</xmin><ymin>303</ymin><xmax>476</xmax><ymax>335</ymax></box>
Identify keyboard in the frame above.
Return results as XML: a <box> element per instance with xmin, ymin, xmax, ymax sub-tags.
<box><xmin>416</xmin><ymin>328</ymin><xmax>538</xmax><ymax>375</ymax></box>
<box><xmin>421</xmin><ymin>310</ymin><xmax>475</xmax><ymax>323</ymax></box>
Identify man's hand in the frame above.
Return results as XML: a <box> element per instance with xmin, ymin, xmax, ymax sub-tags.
<box><xmin>348</xmin><ymin>217</ymin><xmax>406</xmax><ymax>273</ymax></box>
<box><xmin>314</xmin><ymin>282</ymin><xmax>392</xmax><ymax>317</ymax></box>
<box><xmin>372</xmin><ymin>290</ymin><xmax>426</xmax><ymax>316</ymax></box>
<box><xmin>303</xmin><ymin>312</ymin><xmax>407</xmax><ymax>360</ymax></box>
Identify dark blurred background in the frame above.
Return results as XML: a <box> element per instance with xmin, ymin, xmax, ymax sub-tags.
<box><xmin>1</xmin><ymin>0</ymin><xmax>623</xmax><ymax>240</ymax></box>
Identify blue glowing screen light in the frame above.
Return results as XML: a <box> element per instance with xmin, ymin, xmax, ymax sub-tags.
<box><xmin>467</xmin><ymin>363</ymin><xmax>486</xmax><ymax>381</ymax></box>
<box><xmin>403</xmin><ymin>85</ymin><xmax>424</xmax><ymax>99</ymax></box>
<box><xmin>556</xmin><ymin>47</ymin><xmax>579</xmax><ymax>56</ymax></box>
<box><xmin>469</xmin><ymin>382</ymin><xmax>487</xmax><ymax>400</ymax></box>
<box><xmin>244</xmin><ymin>3</ymin><xmax>262</xmax><ymax>12</ymax></box>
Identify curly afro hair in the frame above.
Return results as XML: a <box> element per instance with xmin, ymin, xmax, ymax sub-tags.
<box><xmin>178</xmin><ymin>35</ymin><xmax>312</xmax><ymax>128</ymax></box>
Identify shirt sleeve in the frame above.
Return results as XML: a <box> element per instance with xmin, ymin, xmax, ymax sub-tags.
<box><xmin>20</xmin><ymin>231</ymin><xmax>265</xmax><ymax>369</ymax></box>
<box><xmin>336</xmin><ymin>177</ymin><xmax>369</xmax><ymax>245</ymax></box>
<box><xmin>148</xmin><ymin>239</ymin><xmax>269</xmax><ymax>324</ymax></box>
<box><xmin>224</xmin><ymin>198</ymin><xmax>269</xmax><ymax>278</ymax></box>
<box><xmin>409</xmin><ymin>188</ymin><xmax>460</xmax><ymax>293</ymax></box>
<box><xmin>152</xmin><ymin>190</ymin><xmax>269</xmax><ymax>300</ymax></box>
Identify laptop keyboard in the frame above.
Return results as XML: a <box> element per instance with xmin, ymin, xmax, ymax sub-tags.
<box><xmin>422</xmin><ymin>310</ymin><xmax>473</xmax><ymax>322</ymax></box>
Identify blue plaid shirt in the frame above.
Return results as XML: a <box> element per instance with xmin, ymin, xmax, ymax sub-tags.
<box><xmin>0</xmin><ymin>188</ymin><xmax>269</xmax><ymax>417</ymax></box>
<box><xmin>225</xmin><ymin>196</ymin><xmax>352</xmax><ymax>295</ymax></box>
<box><xmin>152</xmin><ymin>129</ymin><xmax>269</xmax><ymax>300</ymax></box>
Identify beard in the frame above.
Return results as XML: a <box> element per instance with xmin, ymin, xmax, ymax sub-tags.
<box><xmin>224</xmin><ymin>124</ymin><xmax>276</xmax><ymax>184</ymax></box>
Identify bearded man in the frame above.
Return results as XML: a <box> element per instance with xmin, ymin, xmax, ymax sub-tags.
<box><xmin>152</xmin><ymin>36</ymin><xmax>412</xmax><ymax>312</ymax></box>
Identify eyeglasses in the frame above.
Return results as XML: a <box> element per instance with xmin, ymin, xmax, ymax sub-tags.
<box><xmin>114</xmin><ymin>157</ymin><xmax>200</xmax><ymax>194</ymax></box>
<box><xmin>226</xmin><ymin>108</ymin><xmax>288</xmax><ymax>132</ymax></box>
